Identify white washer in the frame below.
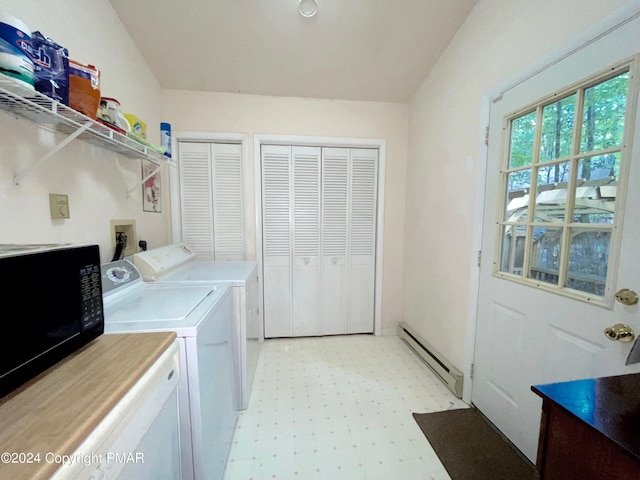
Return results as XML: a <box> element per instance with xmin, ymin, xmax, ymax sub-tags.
<box><xmin>133</xmin><ymin>244</ymin><xmax>260</xmax><ymax>411</ymax></box>
<box><xmin>101</xmin><ymin>259</ymin><xmax>236</xmax><ymax>480</ymax></box>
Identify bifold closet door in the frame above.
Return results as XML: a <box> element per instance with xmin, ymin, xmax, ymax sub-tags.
<box><xmin>321</xmin><ymin>148</ymin><xmax>349</xmax><ymax>335</ymax></box>
<box><xmin>321</xmin><ymin>147</ymin><xmax>378</xmax><ymax>334</ymax></box>
<box><xmin>347</xmin><ymin>148</ymin><xmax>378</xmax><ymax>333</ymax></box>
<box><xmin>261</xmin><ymin>145</ymin><xmax>323</xmax><ymax>337</ymax></box>
<box><xmin>179</xmin><ymin>142</ymin><xmax>214</xmax><ymax>257</ymax></box>
<box><xmin>292</xmin><ymin>146</ymin><xmax>322</xmax><ymax>336</ymax></box>
<box><xmin>178</xmin><ymin>141</ymin><xmax>243</xmax><ymax>260</ymax></box>
<box><xmin>261</xmin><ymin>144</ymin><xmax>378</xmax><ymax>338</ymax></box>
<box><xmin>261</xmin><ymin>145</ymin><xmax>292</xmax><ymax>338</ymax></box>
<box><xmin>211</xmin><ymin>143</ymin><xmax>244</xmax><ymax>260</ymax></box>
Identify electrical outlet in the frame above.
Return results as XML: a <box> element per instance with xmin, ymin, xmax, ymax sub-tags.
<box><xmin>110</xmin><ymin>219</ymin><xmax>137</xmax><ymax>257</ymax></box>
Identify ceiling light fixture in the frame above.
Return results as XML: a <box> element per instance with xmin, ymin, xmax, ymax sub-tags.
<box><xmin>298</xmin><ymin>0</ymin><xmax>318</xmax><ymax>18</ymax></box>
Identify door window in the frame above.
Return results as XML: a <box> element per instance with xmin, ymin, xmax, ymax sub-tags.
<box><xmin>496</xmin><ymin>68</ymin><xmax>631</xmax><ymax>302</ymax></box>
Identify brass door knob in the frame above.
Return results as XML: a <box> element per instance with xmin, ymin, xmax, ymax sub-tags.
<box><xmin>604</xmin><ymin>323</ymin><xmax>635</xmax><ymax>342</ymax></box>
<box><xmin>615</xmin><ymin>289</ymin><xmax>639</xmax><ymax>306</ymax></box>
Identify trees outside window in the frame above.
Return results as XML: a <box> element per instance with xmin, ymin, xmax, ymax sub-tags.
<box><xmin>497</xmin><ymin>70</ymin><xmax>630</xmax><ymax>299</ymax></box>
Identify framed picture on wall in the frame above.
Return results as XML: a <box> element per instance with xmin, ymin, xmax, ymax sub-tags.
<box><xmin>142</xmin><ymin>159</ymin><xmax>161</xmax><ymax>213</ymax></box>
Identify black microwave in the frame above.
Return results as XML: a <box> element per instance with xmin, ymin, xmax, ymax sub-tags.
<box><xmin>0</xmin><ymin>244</ymin><xmax>104</xmax><ymax>398</ymax></box>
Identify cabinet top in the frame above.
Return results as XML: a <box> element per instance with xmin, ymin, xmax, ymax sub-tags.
<box><xmin>0</xmin><ymin>331</ymin><xmax>176</xmax><ymax>480</ymax></box>
<box><xmin>532</xmin><ymin>373</ymin><xmax>640</xmax><ymax>460</ymax></box>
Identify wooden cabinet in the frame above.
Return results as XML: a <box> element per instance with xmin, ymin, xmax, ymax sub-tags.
<box><xmin>532</xmin><ymin>374</ymin><xmax>640</xmax><ymax>480</ymax></box>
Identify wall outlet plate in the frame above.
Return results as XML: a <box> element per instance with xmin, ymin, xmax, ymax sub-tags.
<box><xmin>49</xmin><ymin>193</ymin><xmax>70</xmax><ymax>219</ymax></box>
<box><xmin>110</xmin><ymin>219</ymin><xmax>137</xmax><ymax>257</ymax></box>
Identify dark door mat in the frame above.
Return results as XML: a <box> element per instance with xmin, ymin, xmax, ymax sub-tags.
<box><xmin>412</xmin><ymin>407</ymin><xmax>535</xmax><ymax>480</ymax></box>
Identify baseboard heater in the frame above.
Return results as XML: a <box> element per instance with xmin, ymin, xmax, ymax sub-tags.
<box><xmin>397</xmin><ymin>321</ymin><xmax>463</xmax><ymax>399</ymax></box>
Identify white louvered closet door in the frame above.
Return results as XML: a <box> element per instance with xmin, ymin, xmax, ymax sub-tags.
<box><xmin>321</xmin><ymin>148</ymin><xmax>349</xmax><ymax>335</ymax></box>
<box><xmin>348</xmin><ymin>148</ymin><xmax>378</xmax><ymax>333</ymax></box>
<box><xmin>179</xmin><ymin>142</ymin><xmax>214</xmax><ymax>257</ymax></box>
<box><xmin>212</xmin><ymin>143</ymin><xmax>244</xmax><ymax>260</ymax></box>
<box><xmin>261</xmin><ymin>145</ymin><xmax>378</xmax><ymax>338</ymax></box>
<box><xmin>261</xmin><ymin>145</ymin><xmax>292</xmax><ymax>338</ymax></box>
<box><xmin>178</xmin><ymin>141</ymin><xmax>244</xmax><ymax>260</ymax></box>
<box><xmin>292</xmin><ymin>146</ymin><xmax>321</xmax><ymax>336</ymax></box>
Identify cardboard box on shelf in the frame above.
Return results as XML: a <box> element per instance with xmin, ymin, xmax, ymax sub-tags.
<box><xmin>68</xmin><ymin>60</ymin><xmax>100</xmax><ymax>119</ymax></box>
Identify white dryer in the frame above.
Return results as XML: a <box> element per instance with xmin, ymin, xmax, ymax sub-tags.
<box><xmin>133</xmin><ymin>244</ymin><xmax>261</xmax><ymax>411</ymax></box>
<box><xmin>101</xmin><ymin>259</ymin><xmax>236</xmax><ymax>480</ymax></box>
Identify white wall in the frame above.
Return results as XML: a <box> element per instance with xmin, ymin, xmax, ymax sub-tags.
<box><xmin>8</xmin><ymin>0</ymin><xmax>624</xmax><ymax>351</ymax></box>
<box><xmin>0</xmin><ymin>0</ymin><xmax>169</xmax><ymax>263</ymax></box>
<box><xmin>403</xmin><ymin>0</ymin><xmax>632</xmax><ymax>371</ymax></box>
<box><xmin>163</xmin><ymin>91</ymin><xmax>408</xmax><ymax>331</ymax></box>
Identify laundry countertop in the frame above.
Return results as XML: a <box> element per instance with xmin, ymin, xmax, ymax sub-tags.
<box><xmin>0</xmin><ymin>331</ymin><xmax>176</xmax><ymax>480</ymax></box>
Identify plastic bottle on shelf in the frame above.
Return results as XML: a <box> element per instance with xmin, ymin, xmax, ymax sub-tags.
<box><xmin>160</xmin><ymin>122</ymin><xmax>171</xmax><ymax>158</ymax></box>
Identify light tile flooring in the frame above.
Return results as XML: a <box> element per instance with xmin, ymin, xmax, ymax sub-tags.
<box><xmin>223</xmin><ymin>334</ymin><xmax>469</xmax><ymax>480</ymax></box>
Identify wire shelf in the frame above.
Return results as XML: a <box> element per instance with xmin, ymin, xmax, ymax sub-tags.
<box><xmin>0</xmin><ymin>76</ymin><xmax>166</xmax><ymax>163</ymax></box>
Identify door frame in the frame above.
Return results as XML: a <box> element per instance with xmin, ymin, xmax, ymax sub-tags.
<box><xmin>465</xmin><ymin>2</ymin><xmax>640</xmax><ymax>404</ymax></box>
<box><xmin>254</xmin><ymin>134</ymin><xmax>387</xmax><ymax>342</ymax></box>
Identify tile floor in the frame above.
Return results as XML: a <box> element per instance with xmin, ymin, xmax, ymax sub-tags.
<box><xmin>223</xmin><ymin>334</ymin><xmax>469</xmax><ymax>480</ymax></box>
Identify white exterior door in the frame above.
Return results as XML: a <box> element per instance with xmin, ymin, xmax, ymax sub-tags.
<box><xmin>472</xmin><ymin>15</ymin><xmax>640</xmax><ymax>462</ymax></box>
<box><xmin>261</xmin><ymin>145</ymin><xmax>378</xmax><ymax>338</ymax></box>
<box><xmin>473</xmin><ymin>15</ymin><xmax>640</xmax><ymax>462</ymax></box>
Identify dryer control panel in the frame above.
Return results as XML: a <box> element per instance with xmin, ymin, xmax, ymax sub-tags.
<box><xmin>133</xmin><ymin>243</ymin><xmax>197</xmax><ymax>281</ymax></box>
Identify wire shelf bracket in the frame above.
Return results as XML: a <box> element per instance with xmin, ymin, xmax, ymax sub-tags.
<box><xmin>13</xmin><ymin>121</ymin><xmax>93</xmax><ymax>186</ymax></box>
<box><xmin>127</xmin><ymin>161</ymin><xmax>162</xmax><ymax>198</ymax></box>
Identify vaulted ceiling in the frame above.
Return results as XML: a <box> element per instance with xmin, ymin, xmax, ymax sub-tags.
<box><xmin>108</xmin><ymin>0</ymin><xmax>477</xmax><ymax>103</ymax></box>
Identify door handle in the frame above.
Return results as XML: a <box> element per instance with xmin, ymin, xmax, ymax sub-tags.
<box><xmin>604</xmin><ymin>323</ymin><xmax>635</xmax><ymax>342</ymax></box>
<box><xmin>615</xmin><ymin>289</ymin><xmax>639</xmax><ymax>306</ymax></box>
